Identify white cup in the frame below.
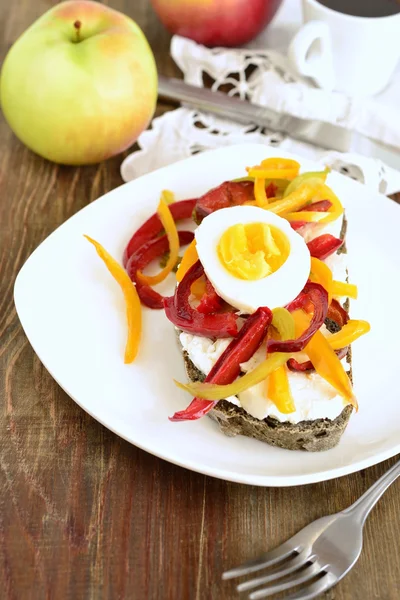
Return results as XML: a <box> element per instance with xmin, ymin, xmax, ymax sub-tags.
<box><xmin>288</xmin><ymin>0</ymin><xmax>400</xmax><ymax>96</ymax></box>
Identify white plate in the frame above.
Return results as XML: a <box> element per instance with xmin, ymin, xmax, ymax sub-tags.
<box><xmin>14</xmin><ymin>144</ymin><xmax>400</xmax><ymax>487</ymax></box>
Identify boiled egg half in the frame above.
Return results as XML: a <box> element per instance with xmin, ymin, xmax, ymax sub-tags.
<box><xmin>195</xmin><ymin>206</ymin><xmax>310</xmax><ymax>313</ymax></box>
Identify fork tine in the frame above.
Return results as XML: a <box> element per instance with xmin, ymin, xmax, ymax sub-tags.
<box><xmin>248</xmin><ymin>562</ymin><xmax>328</xmax><ymax>600</ymax></box>
<box><xmin>237</xmin><ymin>552</ymin><xmax>312</xmax><ymax>592</ymax></box>
<box><xmin>222</xmin><ymin>542</ymin><xmax>298</xmax><ymax>580</ymax></box>
<box><xmin>277</xmin><ymin>572</ymin><xmax>336</xmax><ymax>600</ymax></box>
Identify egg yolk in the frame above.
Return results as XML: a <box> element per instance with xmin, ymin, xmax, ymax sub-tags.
<box><xmin>218</xmin><ymin>223</ymin><xmax>290</xmax><ymax>280</ymax></box>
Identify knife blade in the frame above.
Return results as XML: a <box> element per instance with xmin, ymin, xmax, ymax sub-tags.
<box><xmin>157</xmin><ymin>75</ymin><xmax>400</xmax><ymax>169</ymax></box>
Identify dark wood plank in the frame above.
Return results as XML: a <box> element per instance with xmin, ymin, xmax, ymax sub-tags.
<box><xmin>0</xmin><ymin>2</ymin><xmax>399</xmax><ymax>600</ymax></box>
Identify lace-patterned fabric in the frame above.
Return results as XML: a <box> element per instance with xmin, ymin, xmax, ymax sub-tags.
<box><xmin>121</xmin><ymin>36</ymin><xmax>400</xmax><ymax>195</ymax></box>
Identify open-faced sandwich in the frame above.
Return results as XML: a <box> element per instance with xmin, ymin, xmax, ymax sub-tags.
<box><xmin>86</xmin><ymin>156</ymin><xmax>370</xmax><ymax>452</ymax></box>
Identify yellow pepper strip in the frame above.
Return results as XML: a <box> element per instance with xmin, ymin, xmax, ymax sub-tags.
<box><xmin>190</xmin><ymin>276</ymin><xmax>207</xmax><ymax>299</ymax></box>
<box><xmin>286</xmin><ymin>183</ymin><xmax>343</xmax><ymax>224</ymax></box>
<box><xmin>293</xmin><ymin>309</ymin><xmax>357</xmax><ymax>409</ymax></box>
<box><xmin>267</xmin><ymin>183</ymin><xmax>316</xmax><ymax>215</ymax></box>
<box><xmin>267</xmin><ymin>366</ymin><xmax>295</xmax><ymax>413</ymax></box>
<box><xmin>137</xmin><ymin>197</ymin><xmax>180</xmax><ymax>286</ymax></box>
<box><xmin>84</xmin><ymin>235</ymin><xmax>141</xmax><ymax>364</ymax></box>
<box><xmin>269</xmin><ymin>181</ymin><xmax>344</xmax><ymax>225</ymax></box>
<box><xmin>161</xmin><ymin>189</ymin><xmax>175</xmax><ymax>204</ymax></box>
<box><xmin>284</xmin><ymin>169</ymin><xmax>329</xmax><ymax>197</ymax></box>
<box><xmin>331</xmin><ymin>281</ymin><xmax>358</xmax><ymax>300</ymax></box>
<box><xmin>254</xmin><ymin>177</ymin><xmax>267</xmax><ymax>207</ymax></box>
<box><xmin>246</xmin><ymin>158</ymin><xmax>300</xmax><ymax>180</ymax></box>
<box><xmin>266</xmin><ymin>308</ymin><xmax>296</xmax><ymax>413</ymax></box>
<box><xmin>310</xmin><ymin>257</ymin><xmax>333</xmax><ymax>304</ymax></box>
<box><xmin>175</xmin><ymin>352</ymin><xmax>288</xmax><ymax>400</ymax></box>
<box><xmin>285</xmin><ymin>210</ymin><xmax>330</xmax><ymax>223</ymax></box>
<box><xmin>327</xmin><ymin>320</ymin><xmax>371</xmax><ymax>350</ymax></box>
<box><xmin>174</xmin><ymin>308</ymin><xmax>294</xmax><ymax>400</ymax></box>
<box><xmin>176</xmin><ymin>239</ymin><xmax>198</xmax><ymax>283</ymax></box>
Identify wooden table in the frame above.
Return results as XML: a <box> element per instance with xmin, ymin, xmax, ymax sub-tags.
<box><xmin>1</xmin><ymin>2</ymin><xmax>399</xmax><ymax>599</ymax></box>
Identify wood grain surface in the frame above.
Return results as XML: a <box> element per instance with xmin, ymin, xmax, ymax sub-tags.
<box><xmin>0</xmin><ymin>2</ymin><xmax>399</xmax><ymax>599</ymax></box>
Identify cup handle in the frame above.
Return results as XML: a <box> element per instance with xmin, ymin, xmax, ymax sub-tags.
<box><xmin>288</xmin><ymin>21</ymin><xmax>335</xmax><ymax>91</ymax></box>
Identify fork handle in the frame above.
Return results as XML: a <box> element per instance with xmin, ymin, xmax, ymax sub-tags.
<box><xmin>343</xmin><ymin>459</ymin><xmax>400</xmax><ymax>525</ymax></box>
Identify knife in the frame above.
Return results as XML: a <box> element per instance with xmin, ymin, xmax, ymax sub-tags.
<box><xmin>158</xmin><ymin>75</ymin><xmax>400</xmax><ymax>169</ymax></box>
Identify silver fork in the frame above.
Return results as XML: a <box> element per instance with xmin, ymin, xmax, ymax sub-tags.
<box><xmin>223</xmin><ymin>459</ymin><xmax>400</xmax><ymax>600</ymax></box>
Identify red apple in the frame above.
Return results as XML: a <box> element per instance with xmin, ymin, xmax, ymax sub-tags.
<box><xmin>150</xmin><ymin>0</ymin><xmax>283</xmax><ymax>47</ymax></box>
<box><xmin>0</xmin><ymin>1</ymin><xmax>158</xmax><ymax>165</ymax></box>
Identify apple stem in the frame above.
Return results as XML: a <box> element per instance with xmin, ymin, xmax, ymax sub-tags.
<box><xmin>74</xmin><ymin>20</ymin><xmax>82</xmax><ymax>42</ymax></box>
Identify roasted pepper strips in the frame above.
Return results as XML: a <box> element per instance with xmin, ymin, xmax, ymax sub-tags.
<box><xmin>173</xmin><ymin>308</ymin><xmax>294</xmax><ymax>402</ymax></box>
<box><xmin>307</xmin><ymin>234</ymin><xmax>343</xmax><ymax>259</ymax></box>
<box><xmin>136</xmin><ymin>197</ymin><xmax>180</xmax><ymax>286</ymax></box>
<box><xmin>246</xmin><ymin>158</ymin><xmax>300</xmax><ymax>180</ymax></box>
<box><xmin>292</xmin><ymin>309</ymin><xmax>356</xmax><ymax>407</ymax></box>
<box><xmin>85</xmin><ymin>235</ymin><xmax>142</xmax><ymax>364</ymax></box>
<box><xmin>266</xmin><ymin>282</ymin><xmax>329</xmax><ymax>353</ymax></box>
<box><xmin>328</xmin><ymin>319</ymin><xmax>370</xmax><ymax>349</ymax></box>
<box><xmin>197</xmin><ymin>279</ymin><xmax>223</xmax><ymax>314</ymax></box>
<box><xmin>194</xmin><ymin>180</ymin><xmax>254</xmax><ymax>223</ymax></box>
<box><xmin>123</xmin><ymin>198</ymin><xmax>196</xmax><ymax>266</ymax></box>
<box><xmin>254</xmin><ymin>177</ymin><xmax>268</xmax><ymax>207</ymax></box>
<box><xmin>266</xmin><ymin>308</ymin><xmax>297</xmax><ymax>413</ymax></box>
<box><xmin>290</xmin><ymin>200</ymin><xmax>333</xmax><ymax>231</ymax></box>
<box><xmin>176</xmin><ymin>239</ymin><xmax>198</xmax><ymax>283</ymax></box>
<box><xmin>287</xmin><ymin>346</ymin><xmax>349</xmax><ymax>372</ymax></box>
<box><xmin>310</xmin><ymin>257</ymin><xmax>333</xmax><ymax>304</ymax></box>
<box><xmin>310</xmin><ymin>257</ymin><xmax>358</xmax><ymax>301</ymax></box>
<box><xmin>126</xmin><ymin>231</ymin><xmax>194</xmax><ymax>309</ymax></box>
<box><xmin>328</xmin><ymin>299</ymin><xmax>349</xmax><ymax>326</ymax></box>
<box><xmin>284</xmin><ymin>169</ymin><xmax>329</xmax><ymax>197</ymax></box>
<box><xmin>164</xmin><ymin>260</ymin><xmax>238</xmax><ymax>337</ymax></box>
<box><xmin>285</xmin><ymin>183</ymin><xmax>343</xmax><ymax>224</ymax></box>
<box><xmin>170</xmin><ymin>307</ymin><xmax>273</xmax><ymax>420</ymax></box>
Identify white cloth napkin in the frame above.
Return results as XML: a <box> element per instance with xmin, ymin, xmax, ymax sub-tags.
<box><xmin>121</xmin><ymin>0</ymin><xmax>400</xmax><ymax>195</ymax></box>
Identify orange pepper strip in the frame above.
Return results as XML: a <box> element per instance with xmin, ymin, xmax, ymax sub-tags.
<box><xmin>191</xmin><ymin>275</ymin><xmax>207</xmax><ymax>299</ymax></box>
<box><xmin>327</xmin><ymin>319</ymin><xmax>370</xmax><ymax>350</ymax></box>
<box><xmin>293</xmin><ymin>309</ymin><xmax>357</xmax><ymax>409</ymax></box>
<box><xmin>254</xmin><ymin>177</ymin><xmax>268</xmax><ymax>207</ymax></box>
<box><xmin>267</xmin><ymin>366</ymin><xmax>295</xmax><ymax>413</ymax></box>
<box><xmin>137</xmin><ymin>197</ymin><xmax>180</xmax><ymax>286</ymax></box>
<box><xmin>310</xmin><ymin>257</ymin><xmax>333</xmax><ymax>304</ymax></box>
<box><xmin>161</xmin><ymin>189</ymin><xmax>175</xmax><ymax>204</ymax></box>
<box><xmin>176</xmin><ymin>239</ymin><xmax>198</xmax><ymax>282</ymax></box>
<box><xmin>331</xmin><ymin>281</ymin><xmax>358</xmax><ymax>300</ymax></box>
<box><xmin>310</xmin><ymin>257</ymin><xmax>358</xmax><ymax>301</ymax></box>
<box><xmin>84</xmin><ymin>235</ymin><xmax>141</xmax><ymax>364</ymax></box>
<box><xmin>246</xmin><ymin>158</ymin><xmax>300</xmax><ymax>180</ymax></box>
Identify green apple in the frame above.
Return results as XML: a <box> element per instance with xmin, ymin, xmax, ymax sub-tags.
<box><xmin>0</xmin><ymin>1</ymin><xmax>158</xmax><ymax>165</ymax></box>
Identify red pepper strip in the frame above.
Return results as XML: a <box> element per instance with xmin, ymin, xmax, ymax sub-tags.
<box><xmin>194</xmin><ymin>181</ymin><xmax>254</xmax><ymax>223</ymax></box>
<box><xmin>123</xmin><ymin>199</ymin><xmax>196</xmax><ymax>266</ymax></box>
<box><xmin>328</xmin><ymin>298</ymin><xmax>349</xmax><ymax>326</ymax></box>
<box><xmin>287</xmin><ymin>346</ymin><xmax>348</xmax><ymax>372</ymax></box>
<box><xmin>307</xmin><ymin>234</ymin><xmax>344</xmax><ymax>260</ymax></box>
<box><xmin>164</xmin><ymin>296</ymin><xmax>238</xmax><ymax>338</ymax></box>
<box><xmin>169</xmin><ymin>307</ymin><xmax>273</xmax><ymax>421</ymax></box>
<box><xmin>266</xmin><ymin>282</ymin><xmax>329</xmax><ymax>353</ymax></box>
<box><xmin>265</xmin><ymin>182</ymin><xmax>278</xmax><ymax>198</ymax></box>
<box><xmin>126</xmin><ymin>231</ymin><xmax>194</xmax><ymax>309</ymax></box>
<box><xmin>290</xmin><ymin>200</ymin><xmax>333</xmax><ymax>231</ymax></box>
<box><xmin>197</xmin><ymin>278</ymin><xmax>223</xmax><ymax>314</ymax></box>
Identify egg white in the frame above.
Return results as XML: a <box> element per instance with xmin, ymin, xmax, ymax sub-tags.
<box><xmin>195</xmin><ymin>206</ymin><xmax>311</xmax><ymax>314</ymax></box>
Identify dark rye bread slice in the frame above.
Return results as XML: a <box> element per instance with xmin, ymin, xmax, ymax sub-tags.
<box><xmin>177</xmin><ymin>215</ymin><xmax>353</xmax><ymax>452</ymax></box>
<box><xmin>179</xmin><ymin>330</ymin><xmax>353</xmax><ymax>453</ymax></box>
